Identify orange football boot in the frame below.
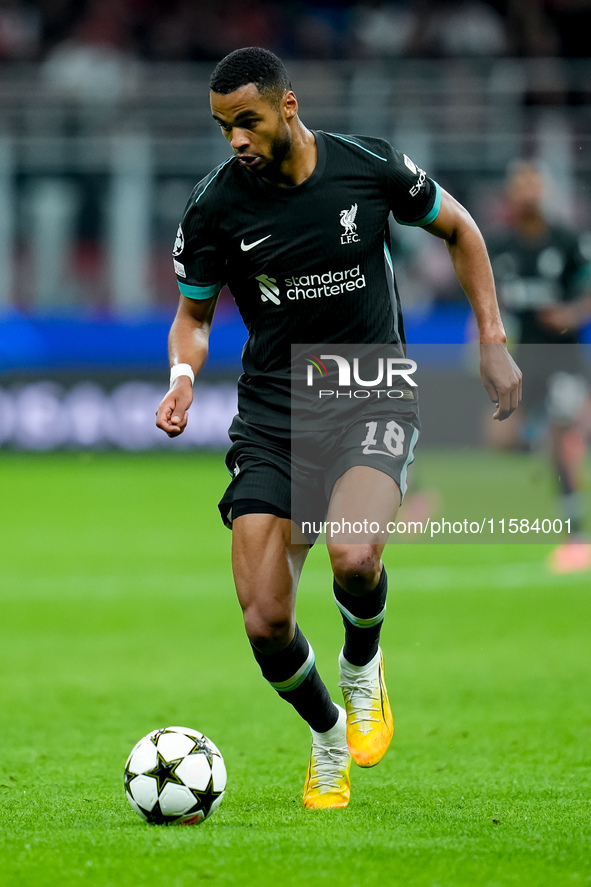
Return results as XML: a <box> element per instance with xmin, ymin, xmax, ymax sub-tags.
<box><xmin>339</xmin><ymin>649</ymin><xmax>394</xmax><ymax>768</ymax></box>
<box><xmin>303</xmin><ymin>706</ymin><xmax>351</xmax><ymax>809</ymax></box>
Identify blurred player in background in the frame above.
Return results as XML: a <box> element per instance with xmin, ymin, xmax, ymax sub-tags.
<box><xmin>156</xmin><ymin>47</ymin><xmax>521</xmax><ymax>810</ymax></box>
<box><xmin>487</xmin><ymin>161</ymin><xmax>591</xmax><ymax>572</ymax></box>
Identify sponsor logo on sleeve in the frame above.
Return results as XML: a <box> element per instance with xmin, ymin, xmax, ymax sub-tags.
<box><xmin>173</xmin><ymin>224</ymin><xmax>184</xmax><ymax>256</ymax></box>
<box><xmin>403</xmin><ymin>154</ymin><xmax>417</xmax><ymax>174</ymax></box>
<box><xmin>409</xmin><ymin>168</ymin><xmax>426</xmax><ymax>198</ymax></box>
<box><xmin>173</xmin><ymin>259</ymin><xmax>186</xmax><ymax>278</ymax></box>
<box><xmin>404</xmin><ymin>154</ymin><xmax>426</xmax><ymax>196</ymax></box>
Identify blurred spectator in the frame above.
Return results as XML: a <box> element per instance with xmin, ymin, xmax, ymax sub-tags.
<box><xmin>485</xmin><ymin>161</ymin><xmax>591</xmax><ymax>571</ymax></box>
<box><xmin>506</xmin><ymin>0</ymin><xmax>561</xmax><ymax>56</ymax></box>
<box><xmin>216</xmin><ymin>1</ymin><xmax>284</xmax><ymax>57</ymax></box>
<box><xmin>41</xmin><ymin>0</ymin><xmax>137</xmax><ymax>102</ymax></box>
<box><xmin>408</xmin><ymin>0</ymin><xmax>509</xmax><ymax>57</ymax></box>
<box><xmin>140</xmin><ymin>0</ymin><xmax>213</xmax><ymax>61</ymax></box>
<box><xmin>0</xmin><ymin>0</ymin><xmax>589</xmax><ymax>63</ymax></box>
<box><xmin>545</xmin><ymin>0</ymin><xmax>591</xmax><ymax>58</ymax></box>
<box><xmin>291</xmin><ymin>1</ymin><xmax>355</xmax><ymax>59</ymax></box>
<box><xmin>354</xmin><ymin>0</ymin><xmax>508</xmax><ymax>59</ymax></box>
<box><xmin>38</xmin><ymin>0</ymin><xmax>82</xmax><ymax>54</ymax></box>
<box><xmin>352</xmin><ymin>2</ymin><xmax>416</xmax><ymax>58</ymax></box>
<box><xmin>144</xmin><ymin>0</ymin><xmax>284</xmax><ymax>62</ymax></box>
<box><xmin>0</xmin><ymin>0</ymin><xmax>40</xmax><ymax>60</ymax></box>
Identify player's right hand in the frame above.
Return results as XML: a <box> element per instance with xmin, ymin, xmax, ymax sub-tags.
<box><xmin>155</xmin><ymin>379</ymin><xmax>194</xmax><ymax>437</ymax></box>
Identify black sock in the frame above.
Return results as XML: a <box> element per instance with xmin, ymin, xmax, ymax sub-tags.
<box><xmin>334</xmin><ymin>568</ymin><xmax>387</xmax><ymax>666</ymax></box>
<box><xmin>251</xmin><ymin>624</ymin><xmax>339</xmax><ymax>733</ymax></box>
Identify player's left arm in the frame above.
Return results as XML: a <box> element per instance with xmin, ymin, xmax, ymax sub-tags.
<box><xmin>424</xmin><ymin>189</ymin><xmax>522</xmax><ymax>420</ymax></box>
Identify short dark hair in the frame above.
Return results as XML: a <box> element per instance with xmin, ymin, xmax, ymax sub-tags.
<box><xmin>209</xmin><ymin>47</ymin><xmax>291</xmax><ymax>105</ymax></box>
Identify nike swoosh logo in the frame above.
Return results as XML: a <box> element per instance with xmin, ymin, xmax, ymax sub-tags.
<box><xmin>241</xmin><ymin>235</ymin><xmax>272</xmax><ymax>251</ymax></box>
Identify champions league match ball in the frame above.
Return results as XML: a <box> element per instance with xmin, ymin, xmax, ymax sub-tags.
<box><xmin>124</xmin><ymin>726</ymin><xmax>227</xmax><ymax>825</ymax></box>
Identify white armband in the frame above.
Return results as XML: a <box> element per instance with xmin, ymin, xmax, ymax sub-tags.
<box><xmin>170</xmin><ymin>363</ymin><xmax>195</xmax><ymax>387</ymax></box>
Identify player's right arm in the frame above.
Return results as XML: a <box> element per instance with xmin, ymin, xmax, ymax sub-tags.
<box><xmin>156</xmin><ymin>293</ymin><xmax>218</xmax><ymax>437</ymax></box>
<box><xmin>157</xmin><ymin>167</ymin><xmax>227</xmax><ymax>437</ymax></box>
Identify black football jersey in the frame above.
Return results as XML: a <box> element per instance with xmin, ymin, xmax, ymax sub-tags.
<box><xmin>173</xmin><ymin>130</ymin><xmax>441</xmax><ymax>424</ymax></box>
<box><xmin>488</xmin><ymin>224</ymin><xmax>591</xmax><ymax>344</ymax></box>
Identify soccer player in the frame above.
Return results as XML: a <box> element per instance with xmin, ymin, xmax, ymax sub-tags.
<box><xmin>487</xmin><ymin>161</ymin><xmax>591</xmax><ymax>572</ymax></box>
<box><xmin>156</xmin><ymin>47</ymin><xmax>521</xmax><ymax>809</ymax></box>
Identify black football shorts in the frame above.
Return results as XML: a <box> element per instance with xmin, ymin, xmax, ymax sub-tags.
<box><xmin>218</xmin><ymin>404</ymin><xmax>420</xmax><ymax>536</ymax></box>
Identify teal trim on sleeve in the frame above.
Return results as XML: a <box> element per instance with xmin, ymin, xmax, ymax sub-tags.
<box><xmin>383</xmin><ymin>239</ymin><xmax>393</xmax><ymax>270</ymax></box>
<box><xmin>194</xmin><ymin>157</ymin><xmax>233</xmax><ymax>204</ymax></box>
<box><xmin>178</xmin><ymin>281</ymin><xmax>221</xmax><ymax>300</ymax></box>
<box><xmin>325</xmin><ymin>132</ymin><xmax>388</xmax><ymax>162</ymax></box>
<box><xmin>395</xmin><ymin>181</ymin><xmax>442</xmax><ymax>228</ymax></box>
<box><xmin>383</xmin><ymin>239</ymin><xmax>394</xmax><ymax>285</ymax></box>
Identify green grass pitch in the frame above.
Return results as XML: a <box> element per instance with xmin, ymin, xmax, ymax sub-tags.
<box><xmin>0</xmin><ymin>450</ymin><xmax>589</xmax><ymax>887</ymax></box>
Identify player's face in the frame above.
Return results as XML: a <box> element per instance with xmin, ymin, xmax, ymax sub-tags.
<box><xmin>210</xmin><ymin>84</ymin><xmax>294</xmax><ymax>175</ymax></box>
<box><xmin>508</xmin><ymin>167</ymin><xmax>544</xmax><ymax>214</ymax></box>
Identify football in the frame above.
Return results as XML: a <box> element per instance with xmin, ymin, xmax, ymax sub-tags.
<box><xmin>124</xmin><ymin>725</ymin><xmax>226</xmax><ymax>825</ymax></box>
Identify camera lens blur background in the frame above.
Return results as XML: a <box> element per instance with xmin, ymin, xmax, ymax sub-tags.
<box><xmin>0</xmin><ymin>0</ymin><xmax>590</xmax><ymax>452</ymax></box>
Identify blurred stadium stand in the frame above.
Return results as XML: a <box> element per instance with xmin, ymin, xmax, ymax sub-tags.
<box><xmin>1</xmin><ymin>1</ymin><xmax>591</xmax><ymax>448</ymax></box>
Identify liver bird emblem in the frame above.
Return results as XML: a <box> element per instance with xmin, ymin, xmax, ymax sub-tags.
<box><xmin>340</xmin><ymin>204</ymin><xmax>358</xmax><ymax>236</ymax></box>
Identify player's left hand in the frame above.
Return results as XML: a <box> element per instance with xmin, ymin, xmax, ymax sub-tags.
<box><xmin>479</xmin><ymin>343</ymin><xmax>522</xmax><ymax>420</ymax></box>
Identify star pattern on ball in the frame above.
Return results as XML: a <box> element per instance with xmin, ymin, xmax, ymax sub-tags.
<box><xmin>124</xmin><ymin>726</ymin><xmax>227</xmax><ymax>825</ymax></box>
<box><xmin>197</xmin><ymin>774</ymin><xmax>223</xmax><ymax>814</ymax></box>
<box><xmin>149</xmin><ymin>752</ymin><xmax>185</xmax><ymax>794</ymax></box>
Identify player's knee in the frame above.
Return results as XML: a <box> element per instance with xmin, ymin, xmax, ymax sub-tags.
<box><xmin>329</xmin><ymin>545</ymin><xmax>381</xmax><ymax>594</ymax></box>
<box><xmin>243</xmin><ymin>606</ymin><xmax>294</xmax><ymax>653</ymax></box>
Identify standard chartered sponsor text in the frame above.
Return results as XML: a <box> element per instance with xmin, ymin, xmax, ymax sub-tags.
<box><xmin>285</xmin><ymin>265</ymin><xmax>365</xmax><ymax>300</ymax></box>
